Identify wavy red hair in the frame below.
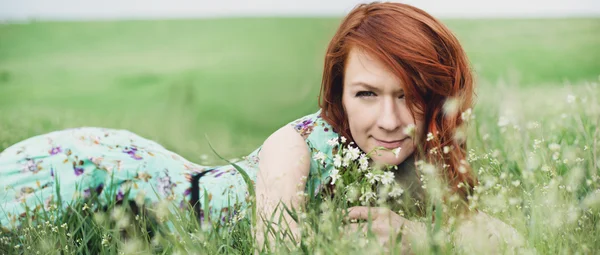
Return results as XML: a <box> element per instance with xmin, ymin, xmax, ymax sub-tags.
<box><xmin>318</xmin><ymin>2</ymin><xmax>478</xmax><ymax>201</ymax></box>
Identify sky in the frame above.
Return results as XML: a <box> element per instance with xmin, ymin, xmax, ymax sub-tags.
<box><xmin>0</xmin><ymin>0</ymin><xmax>599</xmax><ymax>21</ymax></box>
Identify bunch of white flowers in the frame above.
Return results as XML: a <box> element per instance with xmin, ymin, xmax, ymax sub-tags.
<box><xmin>321</xmin><ymin>136</ymin><xmax>405</xmax><ymax>208</ymax></box>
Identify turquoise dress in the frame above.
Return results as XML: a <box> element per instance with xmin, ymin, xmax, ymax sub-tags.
<box><xmin>0</xmin><ymin>109</ymin><xmax>339</xmax><ymax>229</ymax></box>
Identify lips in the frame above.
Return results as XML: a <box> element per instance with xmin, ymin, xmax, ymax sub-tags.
<box><xmin>373</xmin><ymin>138</ymin><xmax>406</xmax><ymax>149</ymax></box>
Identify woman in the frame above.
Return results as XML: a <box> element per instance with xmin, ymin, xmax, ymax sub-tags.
<box><xmin>0</xmin><ymin>2</ymin><xmax>519</xmax><ymax>250</ymax></box>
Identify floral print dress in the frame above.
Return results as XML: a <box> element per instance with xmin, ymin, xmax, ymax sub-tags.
<box><xmin>0</xmin><ymin>109</ymin><xmax>339</xmax><ymax>229</ymax></box>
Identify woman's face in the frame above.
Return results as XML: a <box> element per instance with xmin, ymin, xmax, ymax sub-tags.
<box><xmin>342</xmin><ymin>47</ymin><xmax>425</xmax><ymax>166</ymax></box>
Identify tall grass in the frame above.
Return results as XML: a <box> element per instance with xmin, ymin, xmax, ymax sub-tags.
<box><xmin>2</xmin><ymin>77</ymin><xmax>599</xmax><ymax>254</ymax></box>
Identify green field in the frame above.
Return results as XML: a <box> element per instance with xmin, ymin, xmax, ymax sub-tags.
<box><xmin>0</xmin><ymin>17</ymin><xmax>599</xmax><ymax>254</ymax></box>
<box><xmin>0</xmin><ymin>18</ymin><xmax>598</xmax><ymax>162</ymax></box>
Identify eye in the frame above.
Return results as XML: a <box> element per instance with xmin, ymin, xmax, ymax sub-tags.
<box><xmin>355</xmin><ymin>91</ymin><xmax>376</xmax><ymax>97</ymax></box>
<box><xmin>398</xmin><ymin>94</ymin><xmax>405</xmax><ymax>100</ymax></box>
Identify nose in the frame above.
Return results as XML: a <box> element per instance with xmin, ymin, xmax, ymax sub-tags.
<box><xmin>376</xmin><ymin>97</ymin><xmax>401</xmax><ymax>132</ymax></box>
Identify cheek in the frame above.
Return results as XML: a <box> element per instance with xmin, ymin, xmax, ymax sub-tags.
<box><xmin>344</xmin><ymin>98</ymin><xmax>364</xmax><ymax>127</ymax></box>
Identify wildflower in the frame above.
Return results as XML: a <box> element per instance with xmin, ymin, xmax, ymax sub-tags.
<box><xmin>482</xmin><ymin>134</ymin><xmax>490</xmax><ymax>141</ymax></box>
<box><xmin>422</xmin><ymin>164</ymin><xmax>437</xmax><ymax>175</ymax></box>
<box><xmin>461</xmin><ymin>108</ymin><xmax>473</xmax><ymax>121</ymax></box>
<box><xmin>313</xmin><ymin>151</ymin><xmax>326</xmax><ymax>163</ymax></box>
<box><xmin>548</xmin><ymin>143</ymin><xmax>561</xmax><ymax>151</ymax></box>
<box><xmin>403</xmin><ymin>124</ymin><xmax>416</xmax><ymax>137</ymax></box>
<box><xmin>443</xmin><ymin>146</ymin><xmax>452</xmax><ymax>154</ymax></box>
<box><xmin>346</xmin><ymin>146</ymin><xmax>361</xmax><ymax>161</ymax></box>
<box><xmin>393</xmin><ymin>147</ymin><xmax>402</xmax><ymax>158</ymax></box>
<box><xmin>346</xmin><ymin>185</ymin><xmax>360</xmax><ymax>202</ymax></box>
<box><xmin>389</xmin><ymin>186</ymin><xmax>404</xmax><ymax>198</ymax></box>
<box><xmin>296</xmin><ymin>190</ymin><xmax>307</xmax><ymax>197</ymax></box>
<box><xmin>454</xmin><ymin>128</ymin><xmax>467</xmax><ymax>143</ymax></box>
<box><xmin>358</xmin><ymin>154</ymin><xmax>369</xmax><ymax>171</ymax></box>
<box><xmin>426</xmin><ymin>132</ymin><xmax>434</xmax><ymax>141</ymax></box>
<box><xmin>429</xmin><ymin>147</ymin><xmax>438</xmax><ymax>155</ymax></box>
<box><xmin>443</xmin><ymin>97</ymin><xmax>460</xmax><ymax>116</ymax></box>
<box><xmin>82</xmin><ymin>203</ymin><xmax>90</xmax><ymax>211</ymax></box>
<box><xmin>122</xmin><ymin>239</ymin><xmax>143</xmax><ymax>254</ymax></box>
<box><xmin>360</xmin><ymin>192</ymin><xmax>376</xmax><ymax>204</ymax></box>
<box><xmin>101</xmin><ymin>235</ymin><xmax>110</xmax><ymax>246</ymax></box>
<box><xmin>512</xmin><ymin>180</ymin><xmax>521</xmax><ymax>187</ymax></box>
<box><xmin>327</xmin><ymin>138</ymin><xmax>338</xmax><ymax>147</ymax></box>
<box><xmin>330</xmin><ymin>168</ymin><xmax>340</xmax><ymax>185</ymax></box>
<box><xmin>333</xmin><ymin>154</ymin><xmax>342</xmax><ymax>168</ymax></box>
<box><xmin>497</xmin><ymin>116</ymin><xmax>509</xmax><ymax>127</ymax></box>
<box><xmin>566</xmin><ymin>94</ymin><xmax>576</xmax><ymax>104</ymax></box>
<box><xmin>380</xmin><ymin>171</ymin><xmax>395</xmax><ymax>185</ymax></box>
<box><xmin>458</xmin><ymin>165</ymin><xmax>467</xmax><ymax>174</ymax></box>
<box><xmin>340</xmin><ymin>136</ymin><xmax>347</xmax><ymax>144</ymax></box>
<box><xmin>365</xmin><ymin>172</ymin><xmax>379</xmax><ymax>184</ymax></box>
<box><xmin>526</xmin><ymin>121</ymin><xmax>540</xmax><ymax>129</ymax></box>
<box><xmin>341</xmin><ymin>154</ymin><xmax>351</xmax><ymax>168</ymax></box>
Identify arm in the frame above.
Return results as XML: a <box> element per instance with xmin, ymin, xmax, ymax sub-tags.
<box><xmin>454</xmin><ymin>211</ymin><xmax>525</xmax><ymax>253</ymax></box>
<box><xmin>346</xmin><ymin>207</ymin><xmax>524</xmax><ymax>253</ymax></box>
<box><xmin>255</xmin><ymin>125</ymin><xmax>311</xmax><ymax>249</ymax></box>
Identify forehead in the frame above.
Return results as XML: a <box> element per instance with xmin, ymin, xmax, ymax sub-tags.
<box><xmin>343</xmin><ymin>47</ymin><xmax>402</xmax><ymax>89</ymax></box>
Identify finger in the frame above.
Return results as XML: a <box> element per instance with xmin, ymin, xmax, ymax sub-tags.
<box><xmin>344</xmin><ymin>223</ymin><xmax>368</xmax><ymax>235</ymax></box>
<box><xmin>347</xmin><ymin>206</ymin><xmax>374</xmax><ymax>220</ymax></box>
<box><xmin>347</xmin><ymin>206</ymin><xmax>389</xmax><ymax>220</ymax></box>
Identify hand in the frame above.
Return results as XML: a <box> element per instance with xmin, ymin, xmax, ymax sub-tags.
<box><xmin>345</xmin><ymin>206</ymin><xmax>425</xmax><ymax>247</ymax></box>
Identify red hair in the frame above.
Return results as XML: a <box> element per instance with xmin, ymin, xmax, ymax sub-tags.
<box><xmin>318</xmin><ymin>2</ymin><xmax>478</xmax><ymax>201</ymax></box>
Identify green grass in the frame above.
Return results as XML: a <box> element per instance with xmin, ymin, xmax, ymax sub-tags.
<box><xmin>0</xmin><ymin>17</ymin><xmax>599</xmax><ymax>254</ymax></box>
<box><xmin>0</xmin><ymin>17</ymin><xmax>598</xmax><ymax>162</ymax></box>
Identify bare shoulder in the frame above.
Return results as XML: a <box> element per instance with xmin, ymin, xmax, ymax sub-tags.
<box><xmin>255</xmin><ymin>124</ymin><xmax>311</xmax><ymax>210</ymax></box>
<box><xmin>259</xmin><ymin>124</ymin><xmax>311</xmax><ymax>172</ymax></box>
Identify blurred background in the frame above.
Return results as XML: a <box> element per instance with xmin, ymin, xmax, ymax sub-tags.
<box><xmin>0</xmin><ymin>0</ymin><xmax>599</xmax><ymax>164</ymax></box>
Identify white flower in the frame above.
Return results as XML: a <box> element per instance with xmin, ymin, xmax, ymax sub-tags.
<box><xmin>566</xmin><ymin>94</ymin><xmax>576</xmax><ymax>104</ymax></box>
<box><xmin>296</xmin><ymin>190</ymin><xmax>307</xmax><ymax>197</ymax></box>
<box><xmin>358</xmin><ymin>154</ymin><xmax>369</xmax><ymax>171</ymax></box>
<box><xmin>389</xmin><ymin>186</ymin><xmax>404</xmax><ymax>198</ymax></box>
<box><xmin>330</xmin><ymin>169</ymin><xmax>340</xmax><ymax>185</ymax></box>
<box><xmin>443</xmin><ymin>97</ymin><xmax>460</xmax><ymax>116</ymax></box>
<box><xmin>512</xmin><ymin>180</ymin><xmax>521</xmax><ymax>187</ymax></box>
<box><xmin>443</xmin><ymin>146</ymin><xmax>452</xmax><ymax>154</ymax></box>
<box><xmin>461</xmin><ymin>108</ymin><xmax>473</xmax><ymax>121</ymax></box>
<box><xmin>365</xmin><ymin>172</ymin><xmax>379</xmax><ymax>184</ymax></box>
<box><xmin>327</xmin><ymin>138</ymin><xmax>338</xmax><ymax>147</ymax></box>
<box><xmin>360</xmin><ymin>192</ymin><xmax>376</xmax><ymax>204</ymax></box>
<box><xmin>393</xmin><ymin>147</ymin><xmax>402</xmax><ymax>158</ymax></box>
<box><xmin>380</xmin><ymin>171</ymin><xmax>395</xmax><ymax>185</ymax></box>
<box><xmin>313</xmin><ymin>151</ymin><xmax>326</xmax><ymax>163</ymax></box>
<box><xmin>346</xmin><ymin>146</ymin><xmax>361</xmax><ymax>161</ymax></box>
<box><xmin>526</xmin><ymin>121</ymin><xmax>540</xmax><ymax>129</ymax></box>
<box><xmin>342</xmin><ymin>153</ymin><xmax>351</xmax><ymax>168</ymax></box>
<box><xmin>426</xmin><ymin>132</ymin><xmax>434</xmax><ymax>141</ymax></box>
<box><xmin>403</xmin><ymin>124</ymin><xmax>415</xmax><ymax>137</ymax></box>
<box><xmin>340</xmin><ymin>136</ymin><xmax>347</xmax><ymax>144</ymax></box>
<box><xmin>497</xmin><ymin>116</ymin><xmax>509</xmax><ymax>127</ymax></box>
<box><xmin>403</xmin><ymin>124</ymin><xmax>416</xmax><ymax>137</ymax></box>
<box><xmin>421</xmin><ymin>163</ymin><xmax>437</xmax><ymax>175</ymax></box>
<box><xmin>333</xmin><ymin>154</ymin><xmax>342</xmax><ymax>168</ymax></box>
<box><xmin>548</xmin><ymin>143</ymin><xmax>561</xmax><ymax>151</ymax></box>
<box><xmin>346</xmin><ymin>185</ymin><xmax>360</xmax><ymax>202</ymax></box>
